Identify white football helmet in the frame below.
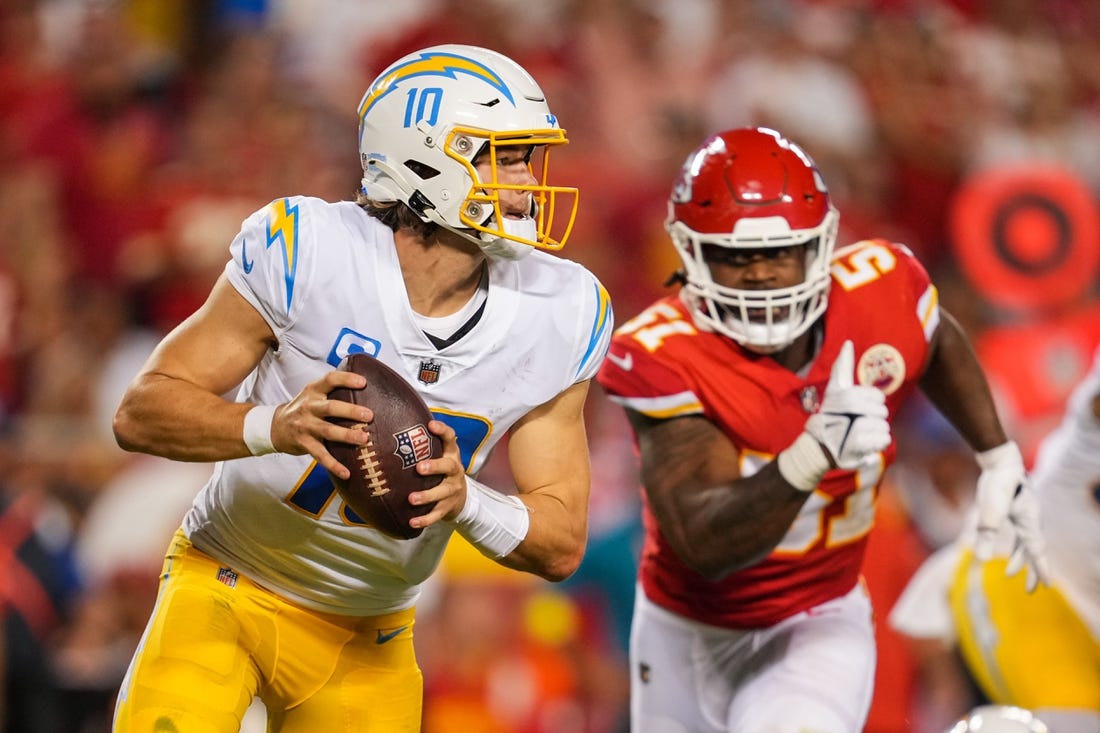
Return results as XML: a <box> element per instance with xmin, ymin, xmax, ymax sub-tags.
<box><xmin>357</xmin><ymin>44</ymin><xmax>578</xmax><ymax>259</ymax></box>
<box><xmin>666</xmin><ymin>127</ymin><xmax>839</xmax><ymax>353</ymax></box>
<box><xmin>947</xmin><ymin>705</ymin><xmax>1049</xmax><ymax>733</ymax></box>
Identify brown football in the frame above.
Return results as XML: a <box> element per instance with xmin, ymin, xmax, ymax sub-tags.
<box><xmin>324</xmin><ymin>353</ymin><xmax>442</xmax><ymax>539</ymax></box>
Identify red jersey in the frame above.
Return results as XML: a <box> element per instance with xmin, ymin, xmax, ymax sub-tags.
<box><xmin>597</xmin><ymin>240</ymin><xmax>937</xmax><ymax>628</ymax></box>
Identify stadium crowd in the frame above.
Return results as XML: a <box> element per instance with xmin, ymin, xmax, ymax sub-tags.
<box><xmin>1</xmin><ymin>0</ymin><xmax>1098</xmax><ymax>731</ymax></box>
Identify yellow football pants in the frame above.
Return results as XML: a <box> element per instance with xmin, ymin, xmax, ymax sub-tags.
<box><xmin>113</xmin><ymin>530</ymin><xmax>422</xmax><ymax>733</ymax></box>
<box><xmin>950</xmin><ymin>548</ymin><xmax>1100</xmax><ymax>711</ymax></box>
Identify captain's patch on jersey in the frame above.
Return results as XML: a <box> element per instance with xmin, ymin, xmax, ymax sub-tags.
<box><xmin>394</xmin><ymin>424</ymin><xmax>433</xmax><ymax>469</ymax></box>
<box><xmin>857</xmin><ymin>343</ymin><xmax>906</xmax><ymax>395</ymax></box>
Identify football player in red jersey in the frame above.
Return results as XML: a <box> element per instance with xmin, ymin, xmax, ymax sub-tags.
<box><xmin>596</xmin><ymin>127</ymin><xmax>1049</xmax><ymax>733</ymax></box>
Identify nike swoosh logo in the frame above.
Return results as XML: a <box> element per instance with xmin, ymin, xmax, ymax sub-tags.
<box><xmin>241</xmin><ymin>237</ymin><xmax>254</xmax><ymax>274</ymax></box>
<box><xmin>376</xmin><ymin>625</ymin><xmax>409</xmax><ymax>644</ymax></box>
<box><xmin>605</xmin><ymin>351</ymin><xmax>633</xmax><ymax>371</ymax></box>
<box><xmin>823</xmin><ymin>413</ymin><xmax>857</xmax><ymax>454</ymax></box>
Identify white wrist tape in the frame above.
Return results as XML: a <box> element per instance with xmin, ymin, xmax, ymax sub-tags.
<box><xmin>777</xmin><ymin>432</ymin><xmax>832</xmax><ymax>492</ymax></box>
<box><xmin>242</xmin><ymin>405</ymin><xmax>277</xmax><ymax>456</ymax></box>
<box><xmin>975</xmin><ymin>440</ymin><xmax>1022</xmax><ymax>472</ymax></box>
<box><xmin>452</xmin><ymin>476</ymin><xmax>530</xmax><ymax>559</ymax></box>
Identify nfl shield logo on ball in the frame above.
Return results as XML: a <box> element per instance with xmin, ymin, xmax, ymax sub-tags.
<box><xmin>418</xmin><ymin>359</ymin><xmax>441</xmax><ymax>385</ymax></box>
<box><xmin>394</xmin><ymin>424</ymin><xmax>433</xmax><ymax>469</ymax></box>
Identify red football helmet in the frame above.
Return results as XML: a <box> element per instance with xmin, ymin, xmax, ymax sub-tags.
<box><xmin>666</xmin><ymin>127</ymin><xmax>838</xmax><ymax>353</ymax></box>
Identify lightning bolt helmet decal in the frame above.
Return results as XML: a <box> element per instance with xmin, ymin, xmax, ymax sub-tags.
<box><xmin>358</xmin><ymin>51</ymin><xmax>515</xmax><ymax>122</ymax></box>
<box><xmin>356</xmin><ymin>44</ymin><xmax>579</xmax><ymax>255</ymax></box>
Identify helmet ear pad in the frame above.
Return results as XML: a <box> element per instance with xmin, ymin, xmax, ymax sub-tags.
<box><xmin>666</xmin><ymin>127</ymin><xmax>838</xmax><ymax>351</ymax></box>
<box><xmin>357</xmin><ymin>44</ymin><xmax>578</xmax><ymax>252</ymax></box>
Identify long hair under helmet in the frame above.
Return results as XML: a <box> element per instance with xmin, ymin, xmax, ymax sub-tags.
<box><xmin>666</xmin><ymin>127</ymin><xmax>839</xmax><ymax>353</ymax></box>
<box><xmin>357</xmin><ymin>44</ymin><xmax>578</xmax><ymax>260</ymax></box>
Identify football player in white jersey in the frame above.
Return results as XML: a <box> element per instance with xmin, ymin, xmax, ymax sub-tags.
<box><xmin>109</xmin><ymin>44</ymin><xmax>613</xmax><ymax>733</ymax></box>
<box><xmin>893</xmin><ymin>343</ymin><xmax>1100</xmax><ymax>733</ymax></box>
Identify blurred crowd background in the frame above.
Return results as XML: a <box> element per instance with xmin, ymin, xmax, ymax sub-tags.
<box><xmin>2</xmin><ymin>0</ymin><xmax>1099</xmax><ymax>731</ymax></box>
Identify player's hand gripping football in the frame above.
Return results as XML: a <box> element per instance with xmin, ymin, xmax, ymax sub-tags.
<box><xmin>973</xmin><ymin>441</ymin><xmax>1050</xmax><ymax>593</ymax></box>
<box><xmin>805</xmin><ymin>340</ymin><xmax>892</xmax><ymax>470</ymax></box>
<box><xmin>408</xmin><ymin>418</ymin><xmax>470</xmax><ymax>529</ymax></box>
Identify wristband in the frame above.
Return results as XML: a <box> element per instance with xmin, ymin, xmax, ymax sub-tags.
<box><xmin>243</xmin><ymin>405</ymin><xmax>277</xmax><ymax>456</ymax></box>
<box><xmin>776</xmin><ymin>432</ymin><xmax>831</xmax><ymax>492</ymax></box>
<box><xmin>975</xmin><ymin>440</ymin><xmax>1022</xmax><ymax>472</ymax></box>
<box><xmin>452</xmin><ymin>476</ymin><xmax>530</xmax><ymax>558</ymax></box>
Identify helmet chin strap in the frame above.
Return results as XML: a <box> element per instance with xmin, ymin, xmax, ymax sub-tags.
<box><xmin>373</xmin><ymin>163</ymin><xmax>540</xmax><ymax>261</ymax></box>
<box><xmin>477</xmin><ymin>192</ymin><xmax>539</xmax><ymax>261</ymax></box>
<box><xmin>723</xmin><ymin>315</ymin><xmax>794</xmax><ymax>355</ymax></box>
<box><xmin>421</xmin><ymin>208</ymin><xmax>536</xmax><ymax>261</ymax></box>
<box><xmin>478</xmin><ymin>216</ymin><xmax>536</xmax><ymax>261</ymax></box>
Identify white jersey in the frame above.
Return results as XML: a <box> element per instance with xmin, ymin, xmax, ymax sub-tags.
<box><xmin>891</xmin><ymin>342</ymin><xmax>1100</xmax><ymax>642</ymax></box>
<box><xmin>182</xmin><ymin>196</ymin><xmax>613</xmax><ymax>616</ymax></box>
<box><xmin>1031</xmin><ymin>342</ymin><xmax>1100</xmax><ymax>638</ymax></box>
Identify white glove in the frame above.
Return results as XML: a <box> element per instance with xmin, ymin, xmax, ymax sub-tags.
<box><xmin>805</xmin><ymin>340</ymin><xmax>891</xmax><ymax>470</ymax></box>
<box><xmin>974</xmin><ymin>441</ymin><xmax>1049</xmax><ymax>593</ymax></box>
<box><xmin>777</xmin><ymin>340</ymin><xmax>891</xmax><ymax>491</ymax></box>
